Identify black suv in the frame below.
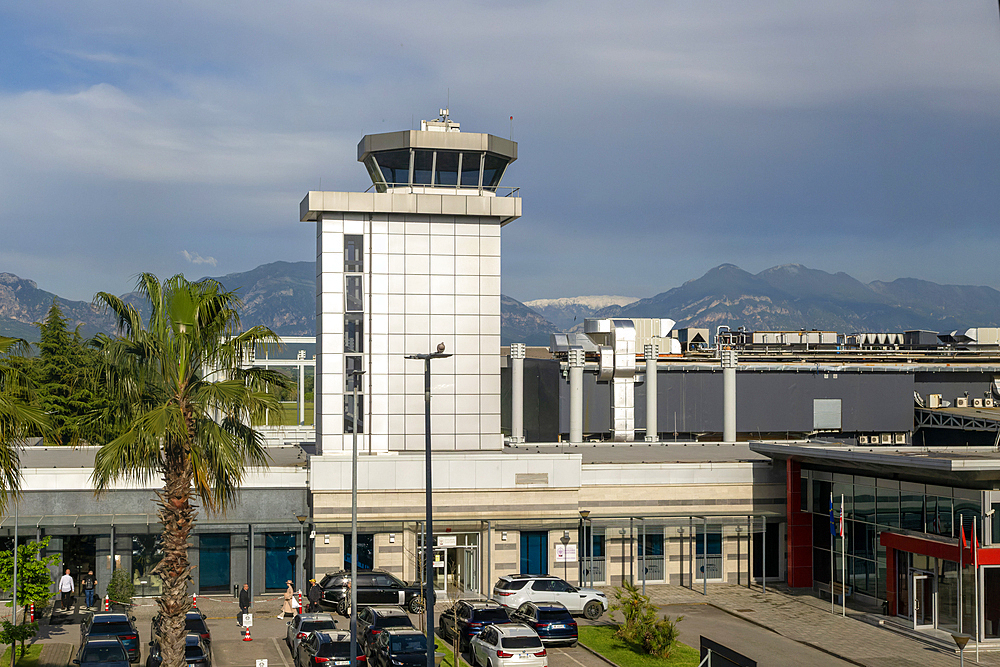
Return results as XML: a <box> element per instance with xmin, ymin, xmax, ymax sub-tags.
<box><xmin>357</xmin><ymin>606</ymin><xmax>414</xmax><ymax>655</ymax></box>
<box><xmin>319</xmin><ymin>570</ymin><xmax>423</xmax><ymax>615</ymax></box>
<box><xmin>437</xmin><ymin>599</ymin><xmax>510</xmax><ymax>652</ymax></box>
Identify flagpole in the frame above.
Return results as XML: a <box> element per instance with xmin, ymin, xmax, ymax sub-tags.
<box><xmin>959</xmin><ymin>521</ymin><xmax>964</xmax><ymax>635</ymax></box>
<box><xmin>841</xmin><ymin>494</ymin><xmax>846</xmax><ymax>617</ymax></box>
<box><xmin>975</xmin><ymin>519</ymin><xmax>980</xmax><ymax>663</ymax></box>
<box><xmin>830</xmin><ymin>492</ymin><xmax>834</xmax><ymax>615</ymax></box>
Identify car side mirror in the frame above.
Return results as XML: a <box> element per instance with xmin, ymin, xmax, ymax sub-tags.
<box><xmin>131</xmin><ymin>616</ymin><xmax>137</xmax><ymax>621</ymax></box>
<box><xmin>73</xmin><ymin>660</ymin><xmax>80</xmax><ymax>665</ymax></box>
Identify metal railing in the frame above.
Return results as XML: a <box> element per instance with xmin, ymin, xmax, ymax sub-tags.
<box><xmin>581</xmin><ymin>556</ymin><xmax>606</xmax><ymax>584</ymax></box>
<box><xmin>365</xmin><ymin>182</ymin><xmax>519</xmax><ymax>197</ymax></box>
<box><xmin>640</xmin><ymin>555</ymin><xmax>665</xmax><ymax>581</ymax></box>
<box><xmin>696</xmin><ymin>555</ymin><xmax>723</xmax><ymax>581</ymax></box>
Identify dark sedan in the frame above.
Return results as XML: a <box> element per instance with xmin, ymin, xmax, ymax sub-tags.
<box><xmin>146</xmin><ymin>633</ymin><xmax>211</xmax><ymax>667</ymax></box>
<box><xmin>357</xmin><ymin>606</ymin><xmax>414</xmax><ymax>655</ymax></box>
<box><xmin>151</xmin><ymin>610</ymin><xmax>211</xmax><ymax>647</ymax></box>
<box><xmin>369</xmin><ymin>629</ymin><xmax>427</xmax><ymax>667</ymax></box>
<box><xmin>510</xmin><ymin>602</ymin><xmax>577</xmax><ymax>647</ymax></box>
<box><xmin>295</xmin><ymin>630</ymin><xmax>365</xmax><ymax>667</ymax></box>
<box><xmin>74</xmin><ymin>638</ymin><xmax>130</xmax><ymax>667</ymax></box>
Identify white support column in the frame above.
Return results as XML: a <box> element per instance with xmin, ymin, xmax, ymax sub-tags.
<box><xmin>568</xmin><ymin>348</ymin><xmax>585</xmax><ymax>444</ymax></box>
<box><xmin>644</xmin><ymin>343</ymin><xmax>658</xmax><ymax>442</ymax></box>
<box><xmin>510</xmin><ymin>343</ymin><xmax>526</xmax><ymax>443</ymax></box>
<box><xmin>298</xmin><ymin>350</ymin><xmax>307</xmax><ymax>426</ymax></box>
<box><xmin>722</xmin><ymin>349</ymin><xmax>737</xmax><ymax>443</ymax></box>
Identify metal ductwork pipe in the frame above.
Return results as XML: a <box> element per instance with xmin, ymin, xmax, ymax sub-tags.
<box><xmin>510</xmin><ymin>343</ymin><xmax>526</xmax><ymax>443</ymax></box>
<box><xmin>722</xmin><ymin>349</ymin><xmax>737</xmax><ymax>442</ymax></box>
<box><xmin>568</xmin><ymin>348</ymin><xmax>585</xmax><ymax>443</ymax></box>
<box><xmin>644</xmin><ymin>343</ymin><xmax>658</xmax><ymax>442</ymax></box>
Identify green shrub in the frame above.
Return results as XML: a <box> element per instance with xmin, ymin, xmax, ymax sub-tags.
<box><xmin>609</xmin><ymin>581</ymin><xmax>683</xmax><ymax>659</ymax></box>
<box><xmin>106</xmin><ymin>569</ymin><xmax>134</xmax><ymax>606</ymax></box>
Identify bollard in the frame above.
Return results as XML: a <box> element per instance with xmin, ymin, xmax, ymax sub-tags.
<box><xmin>192</xmin><ymin>594</ymin><xmax>197</xmax><ymax>608</ymax></box>
<box><xmin>104</xmin><ymin>595</ymin><xmax>110</xmax><ymax>611</ymax></box>
<box><xmin>29</xmin><ymin>603</ymin><xmax>34</xmax><ymax>622</ymax></box>
<box><xmin>298</xmin><ymin>591</ymin><xmax>303</xmax><ymax>609</ymax></box>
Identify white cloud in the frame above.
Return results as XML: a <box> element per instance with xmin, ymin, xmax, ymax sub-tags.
<box><xmin>180</xmin><ymin>250</ymin><xmax>217</xmax><ymax>267</ymax></box>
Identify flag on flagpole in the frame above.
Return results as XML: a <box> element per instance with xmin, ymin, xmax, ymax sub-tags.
<box><xmin>829</xmin><ymin>493</ymin><xmax>835</xmax><ymax>536</ymax></box>
<box><xmin>838</xmin><ymin>495</ymin><xmax>845</xmax><ymax>538</ymax></box>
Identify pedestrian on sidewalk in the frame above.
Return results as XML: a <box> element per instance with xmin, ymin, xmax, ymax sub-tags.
<box><xmin>81</xmin><ymin>570</ymin><xmax>96</xmax><ymax>609</ymax></box>
<box><xmin>238</xmin><ymin>583</ymin><xmax>251</xmax><ymax>626</ymax></box>
<box><xmin>58</xmin><ymin>568</ymin><xmax>75</xmax><ymax>610</ymax></box>
<box><xmin>308</xmin><ymin>578</ymin><xmax>322</xmax><ymax>613</ymax></box>
<box><xmin>278</xmin><ymin>580</ymin><xmax>295</xmax><ymax>619</ymax></box>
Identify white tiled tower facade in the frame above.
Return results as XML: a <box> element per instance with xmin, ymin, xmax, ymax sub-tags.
<box><xmin>301</xmin><ymin>113</ymin><xmax>520</xmax><ymax>454</ymax></box>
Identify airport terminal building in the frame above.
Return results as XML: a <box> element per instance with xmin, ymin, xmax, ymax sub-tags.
<box><xmin>5</xmin><ymin>115</ymin><xmax>1000</xmax><ymax>643</ymax></box>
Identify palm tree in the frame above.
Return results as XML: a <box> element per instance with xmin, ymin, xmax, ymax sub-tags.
<box><xmin>0</xmin><ymin>336</ymin><xmax>47</xmax><ymax>511</ymax></box>
<box><xmin>91</xmin><ymin>274</ymin><xmax>287</xmax><ymax>667</ymax></box>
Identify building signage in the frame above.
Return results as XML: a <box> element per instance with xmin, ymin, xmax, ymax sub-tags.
<box><xmin>437</xmin><ymin>535</ymin><xmax>458</xmax><ymax>547</ymax></box>
<box><xmin>556</xmin><ymin>544</ymin><xmax>577</xmax><ymax>562</ymax></box>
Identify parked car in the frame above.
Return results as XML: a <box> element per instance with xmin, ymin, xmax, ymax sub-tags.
<box><xmin>369</xmin><ymin>629</ymin><xmax>428</xmax><ymax>667</ymax></box>
<box><xmin>146</xmin><ymin>633</ymin><xmax>211</xmax><ymax>667</ymax></box>
<box><xmin>81</xmin><ymin>613</ymin><xmax>141</xmax><ymax>663</ymax></box>
<box><xmin>438</xmin><ymin>600</ymin><xmax>511</xmax><ymax>652</ymax></box>
<box><xmin>286</xmin><ymin>613</ymin><xmax>339</xmax><ymax>655</ymax></box>
<box><xmin>510</xmin><ymin>602</ymin><xmax>577</xmax><ymax>647</ymax></box>
<box><xmin>357</xmin><ymin>606</ymin><xmax>414</xmax><ymax>655</ymax></box>
<box><xmin>470</xmin><ymin>624</ymin><xmax>547</xmax><ymax>667</ymax></box>
<box><xmin>295</xmin><ymin>630</ymin><xmax>365</xmax><ymax>667</ymax></box>
<box><xmin>492</xmin><ymin>575</ymin><xmax>607</xmax><ymax>620</ymax></box>
<box><xmin>74</xmin><ymin>638</ymin><xmax>130</xmax><ymax>667</ymax></box>
<box><xmin>150</xmin><ymin>610</ymin><xmax>211</xmax><ymax>646</ymax></box>
<box><xmin>319</xmin><ymin>570</ymin><xmax>424</xmax><ymax>615</ymax></box>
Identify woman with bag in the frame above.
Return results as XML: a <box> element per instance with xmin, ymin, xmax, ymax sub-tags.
<box><xmin>278</xmin><ymin>580</ymin><xmax>296</xmax><ymax>619</ymax></box>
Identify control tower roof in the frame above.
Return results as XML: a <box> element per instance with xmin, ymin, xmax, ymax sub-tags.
<box><xmin>357</xmin><ymin>110</ymin><xmax>516</xmax><ymax>194</ymax></box>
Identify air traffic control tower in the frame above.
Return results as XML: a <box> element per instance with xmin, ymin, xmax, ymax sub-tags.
<box><xmin>300</xmin><ymin>111</ymin><xmax>520</xmax><ymax>454</ymax></box>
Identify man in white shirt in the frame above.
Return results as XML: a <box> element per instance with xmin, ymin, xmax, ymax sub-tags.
<box><xmin>58</xmin><ymin>568</ymin><xmax>75</xmax><ymax>610</ymax></box>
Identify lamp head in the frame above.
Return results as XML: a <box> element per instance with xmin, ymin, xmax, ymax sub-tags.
<box><xmin>579</xmin><ymin>510</ymin><xmax>590</xmax><ymax>520</ymax></box>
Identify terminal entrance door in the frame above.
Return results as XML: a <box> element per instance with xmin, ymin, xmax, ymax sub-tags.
<box><xmin>911</xmin><ymin>570</ymin><xmax>936</xmax><ymax>629</ymax></box>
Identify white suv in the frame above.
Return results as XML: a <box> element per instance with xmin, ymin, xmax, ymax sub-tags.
<box><xmin>492</xmin><ymin>575</ymin><xmax>607</xmax><ymax>620</ymax></box>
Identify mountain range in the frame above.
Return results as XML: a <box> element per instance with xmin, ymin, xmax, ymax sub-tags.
<box><xmin>2</xmin><ymin>261</ymin><xmax>999</xmax><ymax>346</ymax></box>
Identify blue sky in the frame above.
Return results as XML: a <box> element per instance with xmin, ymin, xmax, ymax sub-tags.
<box><xmin>1</xmin><ymin>2</ymin><xmax>999</xmax><ymax>303</ymax></box>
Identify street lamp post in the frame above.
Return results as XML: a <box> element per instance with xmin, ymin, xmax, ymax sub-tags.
<box><xmin>579</xmin><ymin>510</ymin><xmax>590</xmax><ymax>587</ymax></box>
<box><xmin>350</xmin><ymin>369</ymin><xmax>365</xmax><ymax>667</ymax></box>
<box><xmin>560</xmin><ymin>532</ymin><xmax>570</xmax><ymax>583</ymax></box>
<box><xmin>294</xmin><ymin>514</ymin><xmax>308</xmax><ymax>592</ymax></box>
<box><xmin>406</xmin><ymin>344</ymin><xmax>452</xmax><ymax>667</ymax></box>
<box><xmin>619</xmin><ymin>528</ymin><xmax>627</xmax><ymax>585</ymax></box>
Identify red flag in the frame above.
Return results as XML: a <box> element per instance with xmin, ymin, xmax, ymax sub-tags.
<box><xmin>962</xmin><ymin>521</ymin><xmax>968</xmax><ymax>549</ymax></box>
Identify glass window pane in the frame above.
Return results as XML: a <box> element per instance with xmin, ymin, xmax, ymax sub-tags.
<box><xmin>900</xmin><ymin>491</ymin><xmax>924</xmax><ymax>532</ymax></box>
<box><xmin>854</xmin><ymin>485</ymin><xmax>875</xmax><ymax>524</ymax></box>
<box><xmin>460</xmin><ymin>153</ymin><xmax>481</xmax><ymax>187</ymax></box>
<box><xmin>345</xmin><ymin>235</ymin><xmax>364</xmax><ymax>272</ymax></box>
<box><xmin>482</xmin><ymin>154</ymin><xmax>508</xmax><ymax>189</ymax></box>
<box><xmin>436</xmin><ymin>151</ymin><xmax>458</xmax><ymax>186</ymax></box>
<box><xmin>345</xmin><ymin>314</ymin><xmax>363</xmax><ymax>353</ymax></box>
<box><xmin>375</xmin><ymin>150</ymin><xmax>410</xmax><ymax>185</ymax></box>
<box><xmin>344</xmin><ymin>394</ymin><xmax>364</xmax><ymax>434</ymax></box>
<box><xmin>876</xmin><ymin>487</ymin><xmax>900</xmax><ymax>528</ymax></box>
<box><xmin>812</xmin><ymin>480</ymin><xmax>831</xmax><ymax>516</ymax></box>
<box><xmin>346</xmin><ymin>356</ymin><xmax>363</xmax><ymax>390</ymax></box>
<box><xmin>929</xmin><ymin>496</ymin><xmax>953</xmax><ymax>537</ymax></box>
<box><xmin>345</xmin><ymin>276</ymin><xmax>363</xmax><ymax>312</ymax></box>
<box><xmin>413</xmin><ymin>150</ymin><xmax>433</xmax><ymax>185</ymax></box>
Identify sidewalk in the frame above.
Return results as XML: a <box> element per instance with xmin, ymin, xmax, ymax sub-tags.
<box><xmin>600</xmin><ymin>582</ymin><xmax>994</xmax><ymax>667</ymax></box>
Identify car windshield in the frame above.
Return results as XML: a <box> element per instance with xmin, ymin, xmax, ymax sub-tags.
<box><xmin>302</xmin><ymin>620</ymin><xmax>337</xmax><ymax>632</ymax></box>
<box><xmin>186</xmin><ymin>618</ymin><xmax>208</xmax><ymax>633</ymax></box>
<box><xmin>496</xmin><ymin>580</ymin><xmax>526</xmax><ymax>590</ymax></box>
<box><xmin>474</xmin><ymin>609</ymin><xmax>509</xmax><ymax>622</ymax></box>
<box><xmin>538</xmin><ymin>611</ymin><xmax>571</xmax><ymax>622</ymax></box>
<box><xmin>391</xmin><ymin>637</ymin><xmax>427</xmax><ymax>654</ymax></box>
<box><xmin>88</xmin><ymin>623</ymin><xmax>134</xmax><ymax>635</ymax></box>
<box><xmin>184</xmin><ymin>645</ymin><xmax>206</xmax><ymax>660</ymax></box>
<box><xmin>82</xmin><ymin>645</ymin><xmax>127</xmax><ymax>662</ymax></box>
<box><xmin>379</xmin><ymin>617</ymin><xmax>413</xmax><ymax>628</ymax></box>
<box><xmin>501</xmin><ymin>636</ymin><xmax>543</xmax><ymax>649</ymax></box>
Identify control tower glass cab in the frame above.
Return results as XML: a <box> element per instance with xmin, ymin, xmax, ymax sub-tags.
<box><xmin>358</xmin><ymin>109</ymin><xmax>517</xmax><ymax>196</ymax></box>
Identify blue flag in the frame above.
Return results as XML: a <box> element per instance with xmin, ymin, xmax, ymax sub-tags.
<box><xmin>829</xmin><ymin>493</ymin><xmax>835</xmax><ymax>536</ymax></box>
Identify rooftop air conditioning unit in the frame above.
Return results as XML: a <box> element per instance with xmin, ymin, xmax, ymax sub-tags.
<box><xmin>858</xmin><ymin>435</ymin><xmax>868</xmax><ymax>444</ymax></box>
<box><xmin>986</xmin><ymin>398</ymin><xmax>995</xmax><ymax>408</ymax></box>
<box><xmin>974</xmin><ymin>398</ymin><xmax>984</xmax><ymax>408</ymax></box>
<box><xmin>928</xmin><ymin>394</ymin><xmax>942</xmax><ymax>408</ymax></box>
<box><xmin>881</xmin><ymin>434</ymin><xmax>893</xmax><ymax>444</ymax></box>
<box><xmin>895</xmin><ymin>433</ymin><xmax>907</xmax><ymax>444</ymax></box>
<box><xmin>957</xmin><ymin>397</ymin><xmax>969</xmax><ymax>408</ymax></box>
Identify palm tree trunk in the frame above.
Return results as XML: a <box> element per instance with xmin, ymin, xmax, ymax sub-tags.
<box><xmin>154</xmin><ymin>440</ymin><xmax>195</xmax><ymax>667</ymax></box>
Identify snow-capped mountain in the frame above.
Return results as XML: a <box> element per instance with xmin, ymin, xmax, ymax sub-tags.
<box><xmin>524</xmin><ymin>295</ymin><xmax>640</xmax><ymax>331</ymax></box>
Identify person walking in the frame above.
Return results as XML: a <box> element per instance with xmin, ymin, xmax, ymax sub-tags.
<box><xmin>238</xmin><ymin>583</ymin><xmax>251</xmax><ymax>626</ymax></box>
<box><xmin>81</xmin><ymin>570</ymin><xmax>96</xmax><ymax>609</ymax></box>
<box><xmin>58</xmin><ymin>568</ymin><xmax>75</xmax><ymax>610</ymax></box>
<box><xmin>278</xmin><ymin>580</ymin><xmax>295</xmax><ymax>619</ymax></box>
<box><xmin>307</xmin><ymin>578</ymin><xmax>322</xmax><ymax>613</ymax></box>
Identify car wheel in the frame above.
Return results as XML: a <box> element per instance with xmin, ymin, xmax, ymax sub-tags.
<box><xmin>337</xmin><ymin>598</ymin><xmax>348</xmax><ymax>615</ymax></box>
<box><xmin>583</xmin><ymin>601</ymin><xmax>602</xmax><ymax>620</ymax></box>
<box><xmin>408</xmin><ymin>597</ymin><xmax>424</xmax><ymax>614</ymax></box>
